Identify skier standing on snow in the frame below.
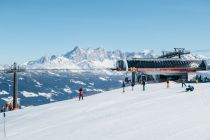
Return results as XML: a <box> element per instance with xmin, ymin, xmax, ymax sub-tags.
<box><xmin>79</xmin><ymin>88</ymin><xmax>84</xmax><ymax>101</ymax></box>
<box><xmin>181</xmin><ymin>79</ymin><xmax>186</xmax><ymax>88</ymax></box>
<box><xmin>5</xmin><ymin>103</ymin><xmax>8</xmax><ymax>112</ymax></box>
<box><xmin>9</xmin><ymin>103</ymin><xmax>13</xmax><ymax>111</ymax></box>
<box><xmin>1</xmin><ymin>105</ymin><xmax>5</xmax><ymax>113</ymax></box>
<box><xmin>122</xmin><ymin>81</ymin><xmax>125</xmax><ymax>93</ymax></box>
<box><xmin>142</xmin><ymin>80</ymin><xmax>146</xmax><ymax>91</ymax></box>
<box><xmin>131</xmin><ymin>82</ymin><xmax>135</xmax><ymax>91</ymax></box>
<box><xmin>196</xmin><ymin>79</ymin><xmax>199</xmax><ymax>84</ymax></box>
<box><xmin>205</xmin><ymin>77</ymin><xmax>208</xmax><ymax>82</ymax></box>
<box><xmin>166</xmin><ymin>80</ymin><xmax>169</xmax><ymax>88</ymax></box>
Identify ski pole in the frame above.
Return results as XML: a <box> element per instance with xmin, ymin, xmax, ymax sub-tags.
<box><xmin>3</xmin><ymin>112</ymin><xmax>6</xmax><ymax>137</ymax></box>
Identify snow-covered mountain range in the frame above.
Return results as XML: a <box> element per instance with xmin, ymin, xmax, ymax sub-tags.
<box><xmin>25</xmin><ymin>46</ymin><xmax>158</xmax><ymax>70</ymax></box>
<box><xmin>25</xmin><ymin>46</ymin><xmax>209</xmax><ymax>70</ymax></box>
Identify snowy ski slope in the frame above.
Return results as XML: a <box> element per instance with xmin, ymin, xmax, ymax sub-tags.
<box><xmin>1</xmin><ymin>82</ymin><xmax>210</xmax><ymax>140</ymax></box>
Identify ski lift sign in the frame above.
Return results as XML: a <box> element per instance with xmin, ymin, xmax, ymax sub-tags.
<box><xmin>129</xmin><ymin>67</ymin><xmax>137</xmax><ymax>71</ymax></box>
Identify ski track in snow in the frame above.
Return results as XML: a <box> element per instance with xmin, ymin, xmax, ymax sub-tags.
<box><xmin>1</xmin><ymin>82</ymin><xmax>210</xmax><ymax>140</ymax></box>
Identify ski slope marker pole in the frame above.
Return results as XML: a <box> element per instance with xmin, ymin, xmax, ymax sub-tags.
<box><xmin>3</xmin><ymin>112</ymin><xmax>6</xmax><ymax>137</ymax></box>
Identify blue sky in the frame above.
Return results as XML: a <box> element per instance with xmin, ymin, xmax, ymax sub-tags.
<box><xmin>0</xmin><ymin>0</ymin><xmax>210</xmax><ymax>64</ymax></box>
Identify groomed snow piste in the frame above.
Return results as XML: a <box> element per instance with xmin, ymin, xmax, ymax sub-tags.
<box><xmin>1</xmin><ymin>82</ymin><xmax>210</xmax><ymax>140</ymax></box>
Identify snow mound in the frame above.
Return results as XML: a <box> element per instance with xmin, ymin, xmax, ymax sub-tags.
<box><xmin>0</xmin><ymin>90</ymin><xmax>9</xmax><ymax>95</ymax></box>
<box><xmin>22</xmin><ymin>91</ymin><xmax>39</xmax><ymax>98</ymax></box>
<box><xmin>38</xmin><ymin>93</ymin><xmax>53</xmax><ymax>100</ymax></box>
<box><xmin>70</xmin><ymin>79</ymin><xmax>86</xmax><ymax>85</ymax></box>
<box><xmin>63</xmin><ymin>86</ymin><xmax>72</xmax><ymax>93</ymax></box>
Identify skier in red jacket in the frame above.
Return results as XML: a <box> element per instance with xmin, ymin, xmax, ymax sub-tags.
<box><xmin>5</xmin><ymin>103</ymin><xmax>9</xmax><ymax>112</ymax></box>
<box><xmin>9</xmin><ymin>103</ymin><xmax>13</xmax><ymax>111</ymax></box>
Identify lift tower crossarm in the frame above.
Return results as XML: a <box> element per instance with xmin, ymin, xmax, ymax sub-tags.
<box><xmin>158</xmin><ymin>48</ymin><xmax>190</xmax><ymax>59</ymax></box>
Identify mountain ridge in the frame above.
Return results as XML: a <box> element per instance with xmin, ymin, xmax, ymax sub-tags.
<box><xmin>25</xmin><ymin>47</ymin><xmax>210</xmax><ymax>70</ymax></box>
<box><xmin>25</xmin><ymin>47</ymin><xmax>157</xmax><ymax>69</ymax></box>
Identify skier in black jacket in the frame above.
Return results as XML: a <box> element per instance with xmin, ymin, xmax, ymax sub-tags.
<box><xmin>131</xmin><ymin>82</ymin><xmax>135</xmax><ymax>91</ymax></box>
<box><xmin>79</xmin><ymin>88</ymin><xmax>84</xmax><ymax>100</ymax></box>
<box><xmin>142</xmin><ymin>80</ymin><xmax>146</xmax><ymax>91</ymax></box>
<box><xmin>122</xmin><ymin>81</ymin><xmax>125</xmax><ymax>93</ymax></box>
<box><xmin>181</xmin><ymin>79</ymin><xmax>186</xmax><ymax>88</ymax></box>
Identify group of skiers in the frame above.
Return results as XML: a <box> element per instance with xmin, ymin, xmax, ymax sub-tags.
<box><xmin>180</xmin><ymin>79</ymin><xmax>194</xmax><ymax>92</ymax></box>
<box><xmin>122</xmin><ymin>79</ymin><xmax>195</xmax><ymax>93</ymax></box>
<box><xmin>195</xmin><ymin>75</ymin><xmax>209</xmax><ymax>83</ymax></box>
<box><xmin>1</xmin><ymin>80</ymin><xmax>195</xmax><ymax>104</ymax></box>
<box><xmin>0</xmin><ymin>102</ymin><xmax>13</xmax><ymax>113</ymax></box>
<box><xmin>122</xmin><ymin>80</ymin><xmax>146</xmax><ymax>93</ymax></box>
<box><xmin>0</xmin><ymin>80</ymin><xmax>197</xmax><ymax>107</ymax></box>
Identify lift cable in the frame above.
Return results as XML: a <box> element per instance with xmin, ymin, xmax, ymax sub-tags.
<box><xmin>192</xmin><ymin>49</ymin><xmax>210</xmax><ymax>53</ymax></box>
